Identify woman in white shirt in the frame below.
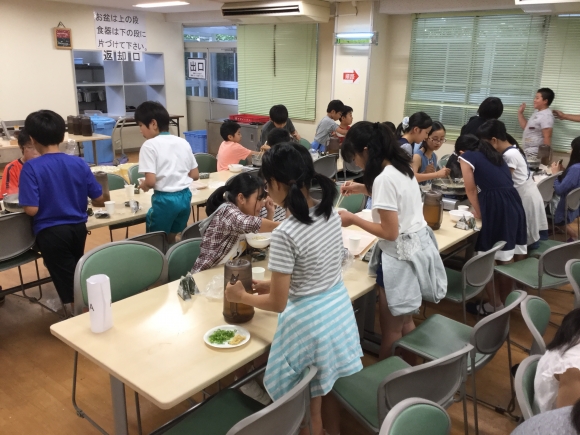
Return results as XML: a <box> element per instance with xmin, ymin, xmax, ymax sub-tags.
<box><xmin>338</xmin><ymin>121</ymin><xmax>447</xmax><ymax>360</ymax></box>
<box><xmin>534</xmin><ymin>308</ymin><xmax>580</xmax><ymax>414</ymax></box>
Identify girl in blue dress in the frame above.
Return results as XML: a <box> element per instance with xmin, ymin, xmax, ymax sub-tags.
<box><xmin>412</xmin><ymin>121</ymin><xmax>451</xmax><ymax>184</ymax></box>
<box><xmin>553</xmin><ymin>137</ymin><xmax>580</xmax><ymax>241</ymax></box>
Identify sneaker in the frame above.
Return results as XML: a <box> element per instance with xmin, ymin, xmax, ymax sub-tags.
<box><xmin>239</xmin><ymin>379</ymin><xmax>272</xmax><ymax>406</ymax></box>
<box><xmin>466</xmin><ymin>302</ymin><xmax>504</xmax><ymax>316</ymax></box>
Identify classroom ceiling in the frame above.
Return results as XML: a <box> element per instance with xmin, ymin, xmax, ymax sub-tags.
<box><xmin>47</xmin><ymin>0</ymin><xmax>222</xmax><ymax>13</ymax></box>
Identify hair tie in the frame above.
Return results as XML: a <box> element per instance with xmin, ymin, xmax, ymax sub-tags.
<box><xmin>373</xmin><ymin>122</ymin><xmax>381</xmax><ymax>129</ymax></box>
<box><xmin>402</xmin><ymin>117</ymin><xmax>410</xmax><ymax>129</ymax></box>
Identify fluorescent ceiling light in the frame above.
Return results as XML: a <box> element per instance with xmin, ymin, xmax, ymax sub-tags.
<box><xmin>558</xmin><ymin>14</ymin><xmax>580</xmax><ymax>17</ymax></box>
<box><xmin>133</xmin><ymin>1</ymin><xmax>189</xmax><ymax>7</ymax></box>
<box><xmin>335</xmin><ymin>32</ymin><xmax>374</xmax><ymax>39</ymax></box>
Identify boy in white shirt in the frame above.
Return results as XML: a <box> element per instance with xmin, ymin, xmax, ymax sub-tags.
<box><xmin>137</xmin><ymin>101</ymin><xmax>199</xmax><ymax>243</ymax></box>
<box><xmin>518</xmin><ymin>88</ymin><xmax>555</xmax><ymax>158</ymax></box>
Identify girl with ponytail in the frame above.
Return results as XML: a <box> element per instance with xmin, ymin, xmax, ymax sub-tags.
<box><xmin>191</xmin><ymin>172</ymin><xmax>279</xmax><ymax>273</ymax></box>
<box><xmin>340</xmin><ymin>121</ymin><xmax>447</xmax><ymax>360</ymax></box>
<box><xmin>395</xmin><ymin>111</ymin><xmax>433</xmax><ymax>156</ymax></box>
<box><xmin>226</xmin><ymin>142</ymin><xmax>363</xmax><ymax>435</ymax></box>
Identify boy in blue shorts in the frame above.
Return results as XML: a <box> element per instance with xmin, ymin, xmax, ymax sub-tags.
<box><xmin>136</xmin><ymin>101</ymin><xmax>199</xmax><ymax>243</ymax></box>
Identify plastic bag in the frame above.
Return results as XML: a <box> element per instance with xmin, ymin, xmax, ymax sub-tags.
<box><xmin>64</xmin><ymin>139</ymin><xmax>78</xmax><ymax>156</ymax></box>
<box><xmin>341</xmin><ymin>248</ymin><xmax>354</xmax><ymax>274</ymax></box>
<box><xmin>201</xmin><ymin>274</ymin><xmax>224</xmax><ymax>300</ymax></box>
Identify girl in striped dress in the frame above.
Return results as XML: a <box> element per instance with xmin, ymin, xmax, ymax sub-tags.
<box><xmin>226</xmin><ymin>143</ymin><xmax>363</xmax><ymax>435</ymax></box>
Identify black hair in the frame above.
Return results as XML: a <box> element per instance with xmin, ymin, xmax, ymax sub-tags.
<box><xmin>572</xmin><ymin>398</ymin><xmax>580</xmax><ymax>434</ymax></box>
<box><xmin>24</xmin><ymin>110</ymin><xmax>65</xmax><ymax>147</ymax></box>
<box><xmin>454</xmin><ymin>134</ymin><xmax>479</xmax><ymax>155</ymax></box>
<box><xmin>269</xmin><ymin>105</ymin><xmax>289</xmax><ymax>125</ymax></box>
<box><xmin>343</xmin><ymin>121</ymin><xmax>414</xmax><ymax>195</ymax></box>
<box><xmin>396</xmin><ymin>111</ymin><xmax>433</xmax><ymax>138</ymax></box>
<box><xmin>382</xmin><ymin>121</ymin><xmax>396</xmax><ymax>135</ymax></box>
<box><xmin>476</xmin><ymin>119</ymin><xmax>526</xmax><ymax>158</ymax></box>
<box><xmin>260</xmin><ymin>142</ymin><xmax>336</xmax><ymax>225</ymax></box>
<box><xmin>220</xmin><ymin>120</ymin><xmax>241</xmax><ymax>142</ymax></box>
<box><xmin>206</xmin><ymin>172</ymin><xmax>266</xmax><ymax>216</ymax></box>
<box><xmin>537</xmin><ymin>88</ymin><xmax>555</xmax><ymax>107</ymax></box>
<box><xmin>134</xmin><ymin>101</ymin><xmax>170</xmax><ymax>132</ymax></box>
<box><xmin>327</xmin><ymin>100</ymin><xmax>345</xmax><ymax>114</ymax></box>
<box><xmin>546</xmin><ymin>308</ymin><xmax>580</xmax><ymax>355</ymax></box>
<box><xmin>420</xmin><ymin>121</ymin><xmax>445</xmax><ymax>152</ymax></box>
<box><xmin>267</xmin><ymin>128</ymin><xmax>292</xmax><ymax>146</ymax></box>
<box><xmin>478</xmin><ymin>97</ymin><xmax>504</xmax><ymax>120</ymax></box>
<box><xmin>559</xmin><ymin>137</ymin><xmax>580</xmax><ymax>182</ymax></box>
<box><xmin>340</xmin><ymin>106</ymin><xmax>353</xmax><ymax>121</ymax></box>
<box><xmin>17</xmin><ymin>128</ymin><xmax>32</xmax><ymax>149</ymax></box>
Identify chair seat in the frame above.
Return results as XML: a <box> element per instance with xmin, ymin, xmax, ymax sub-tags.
<box><xmin>163</xmin><ymin>389</ymin><xmax>265</xmax><ymax>435</ymax></box>
<box><xmin>333</xmin><ymin>356</ymin><xmax>410</xmax><ymax>429</ymax></box>
<box><xmin>528</xmin><ymin>240</ymin><xmax>565</xmax><ymax>258</ymax></box>
<box><xmin>444</xmin><ymin>268</ymin><xmax>485</xmax><ymax>303</ymax></box>
<box><xmin>109</xmin><ymin>216</ymin><xmax>147</xmax><ymax>231</ymax></box>
<box><xmin>0</xmin><ymin>249</ymin><xmax>41</xmax><ymax>272</ymax></box>
<box><xmin>495</xmin><ymin>258</ymin><xmax>569</xmax><ymax>289</ymax></box>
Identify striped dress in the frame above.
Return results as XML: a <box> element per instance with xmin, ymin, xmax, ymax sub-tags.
<box><xmin>264</xmin><ymin>208</ymin><xmax>363</xmax><ymax>400</ymax></box>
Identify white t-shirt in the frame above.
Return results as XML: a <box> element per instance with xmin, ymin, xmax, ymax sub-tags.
<box><xmin>503</xmin><ymin>147</ymin><xmax>530</xmax><ymax>188</ymax></box>
<box><xmin>523</xmin><ymin>109</ymin><xmax>554</xmax><ymax>156</ymax></box>
<box><xmin>138</xmin><ymin>134</ymin><xmax>198</xmax><ymax>192</ymax></box>
<box><xmin>371</xmin><ymin>165</ymin><xmax>427</xmax><ymax>235</ymax></box>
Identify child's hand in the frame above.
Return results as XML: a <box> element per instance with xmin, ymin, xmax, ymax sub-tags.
<box><xmin>252</xmin><ymin>280</ymin><xmax>270</xmax><ymax>295</ymax></box>
<box><xmin>424</xmin><ymin>164</ymin><xmax>435</xmax><ymax>174</ymax></box>
<box><xmin>340</xmin><ymin>182</ymin><xmax>363</xmax><ymax>196</ymax></box>
<box><xmin>225</xmin><ymin>281</ymin><xmax>246</xmax><ymax>303</ymax></box>
<box><xmin>338</xmin><ymin>210</ymin><xmax>355</xmax><ymax>227</ymax></box>
<box><xmin>553</xmin><ymin>110</ymin><xmax>565</xmax><ymax>120</ymax></box>
<box><xmin>260</xmin><ymin>144</ymin><xmax>271</xmax><ymax>151</ymax></box>
<box><xmin>265</xmin><ymin>197</ymin><xmax>276</xmax><ymax>218</ymax></box>
<box><xmin>293</xmin><ymin>132</ymin><xmax>301</xmax><ymax>141</ymax></box>
<box><xmin>436</xmin><ymin>167</ymin><xmax>451</xmax><ymax>178</ymax></box>
<box><xmin>139</xmin><ymin>181</ymin><xmax>149</xmax><ymax>192</ymax></box>
<box><xmin>519</xmin><ymin>103</ymin><xmax>527</xmax><ymax>114</ymax></box>
<box><xmin>551</xmin><ymin>161</ymin><xmax>563</xmax><ymax>174</ymax></box>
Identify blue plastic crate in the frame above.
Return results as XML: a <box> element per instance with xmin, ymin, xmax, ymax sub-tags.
<box><xmin>83</xmin><ymin>115</ymin><xmax>116</xmax><ymax>165</ymax></box>
<box><xmin>184</xmin><ymin>130</ymin><xmax>207</xmax><ymax>154</ymax></box>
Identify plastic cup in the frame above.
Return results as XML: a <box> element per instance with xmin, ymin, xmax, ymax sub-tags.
<box><xmin>458</xmin><ymin>205</ymin><xmax>469</xmax><ymax>212</ymax></box>
<box><xmin>0</xmin><ymin>200</ymin><xmax>4</xmax><ymax>212</ymax></box>
<box><xmin>104</xmin><ymin>201</ymin><xmax>115</xmax><ymax>215</ymax></box>
<box><xmin>124</xmin><ymin>184</ymin><xmax>134</xmax><ymax>200</ymax></box>
<box><xmin>252</xmin><ymin>267</ymin><xmax>265</xmax><ymax>280</ymax></box>
<box><xmin>349</xmin><ymin>236</ymin><xmax>361</xmax><ymax>253</ymax></box>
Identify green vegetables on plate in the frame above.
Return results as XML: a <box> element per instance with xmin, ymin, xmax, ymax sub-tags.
<box><xmin>208</xmin><ymin>329</ymin><xmax>236</xmax><ymax>344</ymax></box>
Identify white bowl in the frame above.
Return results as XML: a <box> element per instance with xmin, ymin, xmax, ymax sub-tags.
<box><xmin>449</xmin><ymin>210</ymin><xmax>474</xmax><ymax>223</ymax></box>
<box><xmin>246</xmin><ymin>232</ymin><xmax>271</xmax><ymax>249</ymax></box>
<box><xmin>228</xmin><ymin>164</ymin><xmax>243</xmax><ymax>173</ymax></box>
<box><xmin>336</xmin><ymin>207</ymin><xmax>347</xmax><ymax>213</ymax></box>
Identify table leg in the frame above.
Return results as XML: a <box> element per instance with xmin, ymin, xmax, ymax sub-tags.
<box><xmin>92</xmin><ymin>140</ymin><xmax>98</xmax><ymax>165</ymax></box>
<box><xmin>110</xmin><ymin>375</ymin><xmax>129</xmax><ymax>435</ymax></box>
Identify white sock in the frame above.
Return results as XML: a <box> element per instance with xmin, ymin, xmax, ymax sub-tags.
<box><xmin>483</xmin><ymin>302</ymin><xmax>504</xmax><ymax>312</ymax></box>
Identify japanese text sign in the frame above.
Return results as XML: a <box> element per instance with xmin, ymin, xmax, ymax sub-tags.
<box><xmin>94</xmin><ymin>9</ymin><xmax>146</xmax><ymax>62</ymax></box>
<box><xmin>187</xmin><ymin>59</ymin><xmax>206</xmax><ymax>80</ymax></box>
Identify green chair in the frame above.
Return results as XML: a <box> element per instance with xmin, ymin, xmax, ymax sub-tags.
<box><xmin>106</xmin><ymin>172</ymin><xmax>147</xmax><ymax>242</ymax></box>
<box><xmin>528</xmin><ymin>239</ymin><xmax>564</xmax><ymax>258</ymax></box>
<box><xmin>152</xmin><ymin>366</ymin><xmax>317</xmax><ymax>435</ymax></box>
<box><xmin>332</xmin><ymin>346</ymin><xmax>472</xmax><ymax>435</ymax></box>
<box><xmin>392</xmin><ymin>290</ymin><xmax>527</xmax><ymax>435</ymax></box>
<box><xmin>299</xmin><ymin>138</ymin><xmax>311</xmax><ymax>149</ymax></box>
<box><xmin>194</xmin><ymin>153</ymin><xmax>218</xmax><ymax>173</ymax></box>
<box><xmin>443</xmin><ymin>241</ymin><xmax>506</xmax><ymax>324</ymax></box>
<box><xmin>128</xmin><ymin>231</ymin><xmax>169</xmax><ymax>255</ymax></box>
<box><xmin>335</xmin><ymin>185</ymin><xmax>366</xmax><ymax>213</ymax></box>
<box><xmin>181</xmin><ymin>222</ymin><xmax>202</xmax><ymax>240</ymax></box>
<box><xmin>379</xmin><ymin>398</ymin><xmax>451</xmax><ymax>435</ymax></box>
<box><xmin>128</xmin><ymin>164</ymin><xmax>144</xmax><ymax>185</ymax></box>
<box><xmin>106</xmin><ymin>173</ymin><xmax>127</xmax><ymax>190</ymax></box>
<box><xmin>514</xmin><ymin>355</ymin><xmax>542</xmax><ymax>421</ymax></box>
<box><xmin>521</xmin><ymin>295</ymin><xmax>551</xmax><ymax>356</ymax></box>
<box><xmin>71</xmin><ymin>241</ymin><xmax>167</xmax><ymax>434</ymax></box>
<box><xmin>565</xmin><ymin>259</ymin><xmax>580</xmax><ymax>309</ymax></box>
<box><xmin>166</xmin><ymin>238</ymin><xmax>202</xmax><ymax>282</ymax></box>
<box><xmin>564</xmin><ymin>186</ymin><xmax>580</xmax><ymax>240</ymax></box>
<box><xmin>495</xmin><ymin>241</ymin><xmax>580</xmax><ymax>298</ymax></box>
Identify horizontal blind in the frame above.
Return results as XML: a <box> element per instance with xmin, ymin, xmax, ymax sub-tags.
<box><xmin>404</xmin><ymin>15</ymin><xmax>548</xmax><ymax>140</ymax></box>
<box><xmin>541</xmin><ymin>17</ymin><xmax>580</xmax><ymax>152</ymax></box>
<box><xmin>238</xmin><ymin>24</ymin><xmax>318</xmax><ymax>121</ymax></box>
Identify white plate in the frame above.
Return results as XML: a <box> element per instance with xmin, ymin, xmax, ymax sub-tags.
<box><xmin>203</xmin><ymin>325</ymin><xmax>251</xmax><ymax>349</ymax></box>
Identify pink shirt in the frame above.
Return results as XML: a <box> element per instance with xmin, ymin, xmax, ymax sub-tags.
<box><xmin>217</xmin><ymin>141</ymin><xmax>253</xmax><ymax>171</ymax></box>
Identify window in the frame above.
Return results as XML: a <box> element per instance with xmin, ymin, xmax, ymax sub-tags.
<box><xmin>404</xmin><ymin>14</ymin><xmax>548</xmax><ymax>139</ymax></box>
<box><xmin>183</xmin><ymin>26</ymin><xmax>237</xmax><ymax>42</ymax></box>
<box><xmin>185</xmin><ymin>51</ymin><xmax>208</xmax><ymax>97</ymax></box>
<box><xmin>237</xmin><ymin>24</ymin><xmax>318</xmax><ymax>121</ymax></box>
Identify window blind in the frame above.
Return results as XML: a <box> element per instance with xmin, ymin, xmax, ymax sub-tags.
<box><xmin>237</xmin><ymin>24</ymin><xmax>318</xmax><ymax>121</ymax></box>
<box><xmin>404</xmin><ymin>14</ymin><xmax>548</xmax><ymax>140</ymax></box>
<box><xmin>541</xmin><ymin>17</ymin><xmax>580</xmax><ymax>152</ymax></box>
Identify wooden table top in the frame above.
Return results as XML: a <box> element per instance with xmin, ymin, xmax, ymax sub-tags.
<box><xmin>0</xmin><ymin>133</ymin><xmax>111</xmax><ymax>149</ymax></box>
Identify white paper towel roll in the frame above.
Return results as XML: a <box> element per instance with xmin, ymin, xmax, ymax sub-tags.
<box><xmin>87</xmin><ymin>274</ymin><xmax>113</xmax><ymax>333</ymax></box>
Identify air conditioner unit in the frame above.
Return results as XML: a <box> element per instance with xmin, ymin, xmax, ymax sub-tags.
<box><xmin>221</xmin><ymin>0</ymin><xmax>330</xmax><ymax>24</ymax></box>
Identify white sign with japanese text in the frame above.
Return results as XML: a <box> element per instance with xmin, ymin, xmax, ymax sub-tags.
<box><xmin>187</xmin><ymin>58</ymin><xmax>206</xmax><ymax>80</ymax></box>
<box><xmin>94</xmin><ymin>9</ymin><xmax>147</xmax><ymax>62</ymax></box>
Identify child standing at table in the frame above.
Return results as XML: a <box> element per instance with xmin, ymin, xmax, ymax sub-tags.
<box><xmin>136</xmin><ymin>101</ymin><xmax>199</xmax><ymax>244</ymax></box>
<box><xmin>226</xmin><ymin>143</ymin><xmax>363</xmax><ymax>435</ymax></box>
<box><xmin>311</xmin><ymin>100</ymin><xmax>348</xmax><ymax>151</ymax></box>
<box><xmin>412</xmin><ymin>121</ymin><xmax>451</xmax><ymax>184</ymax></box>
<box><xmin>518</xmin><ymin>88</ymin><xmax>555</xmax><ymax>158</ymax></box>
<box><xmin>0</xmin><ymin>128</ymin><xmax>39</xmax><ymax>197</ymax></box>
<box><xmin>396</xmin><ymin>112</ymin><xmax>433</xmax><ymax>156</ymax></box>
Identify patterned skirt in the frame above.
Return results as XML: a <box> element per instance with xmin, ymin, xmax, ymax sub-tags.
<box><xmin>263</xmin><ymin>281</ymin><xmax>363</xmax><ymax>400</ymax></box>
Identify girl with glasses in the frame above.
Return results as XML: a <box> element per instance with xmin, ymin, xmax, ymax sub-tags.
<box><xmin>412</xmin><ymin>121</ymin><xmax>451</xmax><ymax>184</ymax></box>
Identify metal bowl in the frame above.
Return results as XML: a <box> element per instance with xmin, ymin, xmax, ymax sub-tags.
<box><xmin>3</xmin><ymin>193</ymin><xmax>24</xmax><ymax>213</ymax></box>
<box><xmin>431</xmin><ymin>179</ymin><xmax>466</xmax><ymax>196</ymax></box>
<box><xmin>251</xmin><ymin>155</ymin><xmax>262</xmax><ymax>167</ymax></box>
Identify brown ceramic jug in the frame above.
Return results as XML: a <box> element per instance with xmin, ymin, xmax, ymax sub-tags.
<box><xmin>423</xmin><ymin>190</ymin><xmax>443</xmax><ymax>231</ymax></box>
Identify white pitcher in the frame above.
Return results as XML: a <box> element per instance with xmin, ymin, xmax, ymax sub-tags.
<box><xmin>87</xmin><ymin>274</ymin><xmax>113</xmax><ymax>333</ymax></box>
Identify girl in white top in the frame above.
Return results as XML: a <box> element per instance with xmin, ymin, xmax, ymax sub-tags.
<box><xmin>534</xmin><ymin>308</ymin><xmax>580</xmax><ymax>414</ymax></box>
<box><xmin>476</xmin><ymin>120</ymin><xmax>548</xmax><ymax>247</ymax></box>
<box><xmin>339</xmin><ymin>121</ymin><xmax>447</xmax><ymax>360</ymax></box>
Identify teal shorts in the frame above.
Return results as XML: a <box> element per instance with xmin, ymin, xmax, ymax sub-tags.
<box><xmin>146</xmin><ymin>188</ymin><xmax>192</xmax><ymax>234</ymax></box>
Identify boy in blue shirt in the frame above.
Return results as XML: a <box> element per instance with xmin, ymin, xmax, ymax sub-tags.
<box><xmin>19</xmin><ymin>110</ymin><xmax>104</xmax><ymax>310</ymax></box>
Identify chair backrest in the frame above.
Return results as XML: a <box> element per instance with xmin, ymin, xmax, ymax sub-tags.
<box><xmin>377</xmin><ymin>345</ymin><xmax>473</xmax><ymax>425</ymax></box>
<box><xmin>521</xmin><ymin>295</ymin><xmax>551</xmax><ymax>355</ymax></box>
<box><xmin>565</xmin><ymin>259</ymin><xmax>580</xmax><ymax>310</ymax></box>
<box><xmin>463</xmin><ymin>241</ymin><xmax>507</xmax><ymax>289</ymax></box>
<box><xmin>166</xmin><ymin>238</ymin><xmax>202</xmax><ymax>282</ymax></box>
<box><xmin>128</xmin><ymin>165</ymin><xmax>144</xmax><ymax>185</ymax></box>
<box><xmin>334</xmin><ymin>184</ymin><xmax>366</xmax><ymax>213</ymax></box>
<box><xmin>470</xmin><ymin>290</ymin><xmax>527</xmax><ymax>355</ymax></box>
<box><xmin>566</xmin><ymin>186</ymin><xmax>580</xmax><ymax>212</ymax></box>
<box><xmin>73</xmin><ymin>241</ymin><xmax>167</xmax><ymax>315</ymax></box>
<box><xmin>309</xmin><ymin>188</ymin><xmax>323</xmax><ymax>201</ymax></box>
<box><xmin>107</xmin><ymin>173</ymin><xmax>127</xmax><ymax>190</ymax></box>
<box><xmin>536</xmin><ymin>173</ymin><xmax>560</xmax><ymax>204</ymax></box>
<box><xmin>313</xmin><ymin>155</ymin><xmax>338</xmax><ymax>179</ymax></box>
<box><xmin>128</xmin><ymin>231</ymin><xmax>169</xmax><ymax>255</ymax></box>
<box><xmin>181</xmin><ymin>222</ymin><xmax>202</xmax><ymax>240</ymax></box>
<box><xmin>514</xmin><ymin>355</ymin><xmax>542</xmax><ymax>421</ymax></box>
<box><xmin>539</xmin><ymin>240</ymin><xmax>580</xmax><ymax>279</ymax></box>
<box><xmin>299</xmin><ymin>138</ymin><xmax>311</xmax><ymax>150</ymax></box>
<box><xmin>0</xmin><ymin>212</ymin><xmax>36</xmax><ymax>261</ymax></box>
<box><xmin>227</xmin><ymin>366</ymin><xmax>318</xmax><ymax>435</ymax></box>
<box><xmin>379</xmin><ymin>398</ymin><xmax>451</xmax><ymax>435</ymax></box>
<box><xmin>194</xmin><ymin>153</ymin><xmax>218</xmax><ymax>173</ymax></box>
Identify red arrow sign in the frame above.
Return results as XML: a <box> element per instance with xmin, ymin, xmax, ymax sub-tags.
<box><xmin>343</xmin><ymin>70</ymin><xmax>359</xmax><ymax>83</ymax></box>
